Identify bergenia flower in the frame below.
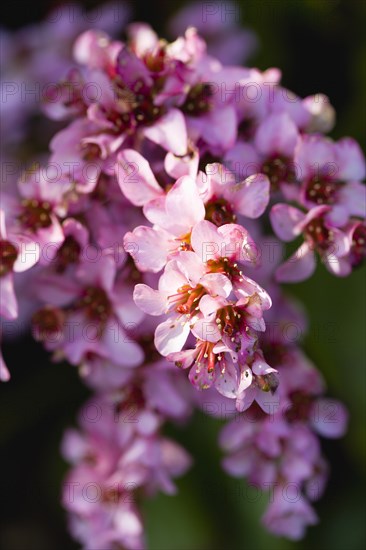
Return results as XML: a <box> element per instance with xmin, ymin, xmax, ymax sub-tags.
<box><xmin>1</xmin><ymin>13</ymin><xmax>360</xmax><ymax>546</ymax></box>
<box><xmin>270</xmin><ymin>204</ymin><xmax>351</xmax><ymax>281</ymax></box>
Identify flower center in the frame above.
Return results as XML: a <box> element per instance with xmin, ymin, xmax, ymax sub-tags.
<box><xmin>196</xmin><ymin>340</ymin><xmax>217</xmax><ymax>373</ymax></box>
<box><xmin>32</xmin><ymin>306</ymin><xmax>64</xmax><ymax>341</ymax></box>
<box><xmin>305</xmin><ymin>218</ymin><xmax>333</xmax><ymax>251</ymax></box>
<box><xmin>207</xmin><ymin>257</ymin><xmax>242</xmax><ymax>281</ymax></box>
<box><xmin>350</xmin><ymin>223</ymin><xmax>366</xmax><ymax>267</ymax></box>
<box><xmin>132</xmin><ymin>89</ymin><xmax>164</xmax><ymax>125</ymax></box>
<box><xmin>143</xmin><ymin>45</ymin><xmax>167</xmax><ymax>73</ymax></box>
<box><xmin>116</xmin><ymin>385</ymin><xmax>145</xmax><ymax>414</ymax></box>
<box><xmin>0</xmin><ymin>240</ymin><xmax>18</xmax><ymax>277</ymax></box>
<box><xmin>105</xmin><ymin>107</ymin><xmax>134</xmax><ymax>132</ymax></box>
<box><xmin>305</xmin><ymin>175</ymin><xmax>339</xmax><ymax>205</ymax></box>
<box><xmin>102</xmin><ymin>486</ymin><xmax>124</xmax><ymax>504</ymax></box>
<box><xmin>237</xmin><ymin>117</ymin><xmax>255</xmax><ymax>140</ymax></box>
<box><xmin>181</xmin><ymin>83</ymin><xmax>213</xmax><ymax>116</ymax></box>
<box><xmin>56</xmin><ymin>235</ymin><xmax>81</xmax><ymax>272</ymax></box>
<box><xmin>81</xmin><ymin>142</ymin><xmax>102</xmax><ymax>161</ymax></box>
<box><xmin>19</xmin><ymin>199</ymin><xmax>53</xmax><ymax>231</ymax></box>
<box><xmin>215</xmin><ymin>304</ymin><xmax>244</xmax><ymax>336</ymax></box>
<box><xmin>77</xmin><ymin>286</ymin><xmax>112</xmax><ymax>322</ymax></box>
<box><xmin>262</xmin><ymin>155</ymin><xmax>296</xmax><ymax>189</ymax></box>
<box><xmin>205</xmin><ymin>197</ymin><xmax>237</xmax><ymax>226</ymax></box>
<box><xmin>169</xmin><ymin>284</ymin><xmax>206</xmax><ymax>315</ymax></box>
<box><xmin>176</xmin><ymin>232</ymin><xmax>192</xmax><ymax>252</ymax></box>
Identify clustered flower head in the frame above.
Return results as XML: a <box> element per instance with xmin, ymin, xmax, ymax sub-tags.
<box><xmin>1</xmin><ymin>4</ymin><xmax>364</xmax><ymax>546</ymax></box>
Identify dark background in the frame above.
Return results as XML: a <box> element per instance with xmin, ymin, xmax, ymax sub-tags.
<box><xmin>1</xmin><ymin>1</ymin><xmax>365</xmax><ymax>549</ymax></box>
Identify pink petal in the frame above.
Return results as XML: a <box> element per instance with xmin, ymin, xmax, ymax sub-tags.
<box><xmin>0</xmin><ymin>210</ymin><xmax>7</xmax><ymax>239</ymax></box>
<box><xmin>62</xmin><ymin>218</ymin><xmax>89</xmax><ymax>248</ymax></box>
<box><xmin>325</xmin><ymin>205</ymin><xmax>349</xmax><ymax>227</ymax></box>
<box><xmin>199</xmin><ymin>294</ymin><xmax>225</xmax><ymax>317</ymax></box>
<box><xmin>256</xmin><ymin>390</ymin><xmax>281</xmax><ymax>415</ymax></box>
<box><xmin>154</xmin><ymin>318</ymin><xmax>190</xmax><ymax>356</ymax></box>
<box><xmin>323</xmin><ymin>255</ymin><xmax>351</xmax><ymax>277</ymax></box>
<box><xmin>13</xmin><ymin>235</ymin><xmax>40</xmax><ymax>272</ymax></box>
<box><xmin>34</xmin><ymin>273</ymin><xmax>80</xmax><ymax>307</ymax></box>
<box><xmin>338</xmin><ymin>181</ymin><xmax>366</xmax><ymax>218</ymax></box>
<box><xmin>224</xmin><ymin>142</ymin><xmax>261</xmax><ymax>179</ymax></box>
<box><xmin>116</xmin><ymin>149</ymin><xmax>163</xmax><ymax>206</ymax></box>
<box><xmin>167</xmin><ymin>348</ymin><xmax>197</xmax><ymax>369</ymax></box>
<box><xmin>229</xmin><ymin>173</ymin><xmax>270</xmax><ymax>218</ymax></box>
<box><xmin>272</xmin><ymin>88</ymin><xmax>310</xmax><ymax>128</ymax></box>
<box><xmin>199</xmin><ymin>105</ymin><xmax>237</xmax><ymax>150</ymax></box>
<box><xmin>192</xmin><ymin>318</ymin><xmax>221</xmax><ymax>343</ymax></box>
<box><xmin>237</xmin><ymin>367</ymin><xmax>253</xmax><ymax>394</ymax></box>
<box><xmin>270</xmin><ymin>204</ymin><xmax>305</xmax><ymax>241</ymax></box>
<box><xmin>190</xmin><ymin>220</ymin><xmax>224</xmax><ymax>262</ymax></box>
<box><xmin>124</xmin><ymin>226</ymin><xmax>171</xmax><ymax>273</ymax></box>
<box><xmin>255</xmin><ymin>112</ymin><xmax>298</xmax><ymax>157</ymax></box>
<box><xmin>200</xmin><ymin>272</ymin><xmax>233</xmax><ymax>297</ymax></box>
<box><xmin>276</xmin><ymin>242</ymin><xmax>316</xmax><ymax>283</ymax></box>
<box><xmin>165</xmin><ymin>176</ymin><xmax>205</xmax><ymax>232</ymax></box>
<box><xmin>188</xmin><ymin>360</ymin><xmax>215</xmax><ymax>390</ymax></box>
<box><xmin>102</xmin><ymin>318</ymin><xmax>144</xmax><ymax>368</ymax></box>
<box><xmin>311</xmin><ymin>398</ymin><xmax>348</xmax><ymax>438</ymax></box>
<box><xmin>76</xmin><ymin>254</ymin><xmax>115</xmax><ymax>292</ymax></box>
<box><xmin>335</xmin><ymin>138</ymin><xmax>366</xmax><ymax>181</ymax></box>
<box><xmin>0</xmin><ymin>274</ymin><xmax>17</xmax><ymax>319</ymax></box>
<box><xmin>143</xmin><ymin>196</ymin><xmax>171</xmax><ymax>227</ymax></box>
<box><xmin>175</xmin><ymin>251</ymin><xmax>206</xmax><ymax>286</ymax></box>
<box><xmin>133</xmin><ymin>284</ymin><xmax>167</xmax><ymax>316</ymax></box>
<box><xmin>0</xmin><ymin>350</ymin><xmax>10</xmax><ymax>382</ymax></box>
<box><xmin>164</xmin><ymin>149</ymin><xmax>199</xmax><ymax>179</ymax></box>
<box><xmin>128</xmin><ymin>23</ymin><xmax>158</xmax><ymax>56</ymax></box>
<box><xmin>215</xmin><ymin>361</ymin><xmax>239</xmax><ymax>399</ymax></box>
<box><xmin>143</xmin><ymin>108</ymin><xmax>188</xmax><ymax>156</ymax></box>
<box><xmin>236</xmin><ymin>385</ymin><xmax>256</xmax><ymax>412</ymax></box>
<box><xmin>295</xmin><ymin>135</ymin><xmax>335</xmax><ymax>180</ymax></box>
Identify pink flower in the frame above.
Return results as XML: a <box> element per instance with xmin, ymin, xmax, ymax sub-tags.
<box><xmin>73</xmin><ymin>28</ymin><xmax>191</xmax><ymax>156</ymax></box>
<box><xmin>4</xmin><ymin>166</ymin><xmax>69</xmax><ymax>264</ymax></box>
<box><xmin>200</xmin><ymin>163</ymin><xmax>270</xmax><ymax>222</ymax></box>
<box><xmin>294</xmin><ymin>134</ymin><xmax>366</xmax><ymax>226</ymax></box>
<box><xmin>116</xmin><ymin>149</ymin><xmax>164</xmax><ymax>207</ymax></box>
<box><xmin>190</xmin><ymin>220</ymin><xmax>271</xmax><ymax>306</ymax></box>
<box><xmin>345</xmin><ymin>221</ymin><xmax>366</xmax><ymax>268</ymax></box>
<box><xmin>0</xmin><ymin>209</ymin><xmax>39</xmax><ymax>320</ymax></box>
<box><xmin>133</xmin><ymin>251</ymin><xmax>232</xmax><ymax>356</ymax></box>
<box><xmin>270</xmin><ymin>204</ymin><xmax>351</xmax><ymax>281</ymax></box>
<box><xmin>62</xmin><ymin>392</ymin><xmax>191</xmax><ymax>549</ymax></box>
<box><xmin>254</xmin><ymin>112</ymin><xmax>300</xmax><ymax>190</ymax></box>
<box><xmin>262</xmin><ymin>487</ymin><xmax>318</xmax><ymax>540</ymax></box>
<box><xmin>124</xmin><ymin>174</ymin><xmax>205</xmax><ymax>272</ymax></box>
<box><xmin>33</xmin><ymin>253</ymin><xmax>144</xmax><ymax>368</ymax></box>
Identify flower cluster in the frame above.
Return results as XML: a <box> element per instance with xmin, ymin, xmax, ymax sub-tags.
<box><xmin>218</xmin><ymin>290</ymin><xmax>348</xmax><ymax>540</ymax></box>
<box><xmin>1</xmin><ymin>4</ymin><xmax>364</xmax><ymax>546</ymax></box>
<box><xmin>62</xmin><ymin>370</ymin><xmax>192</xmax><ymax>550</ymax></box>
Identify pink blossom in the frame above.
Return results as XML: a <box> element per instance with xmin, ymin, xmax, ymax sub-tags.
<box><xmin>262</xmin><ymin>487</ymin><xmax>318</xmax><ymax>540</ymax></box>
<box><xmin>133</xmin><ymin>251</ymin><xmax>232</xmax><ymax>355</ymax></box>
<box><xmin>271</xmin><ymin>204</ymin><xmax>351</xmax><ymax>281</ymax></box>
<box><xmin>0</xmin><ymin>209</ymin><xmax>40</xmax><ymax>320</ymax></box>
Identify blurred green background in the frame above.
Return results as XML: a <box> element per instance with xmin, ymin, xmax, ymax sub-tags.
<box><xmin>1</xmin><ymin>1</ymin><xmax>365</xmax><ymax>549</ymax></box>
